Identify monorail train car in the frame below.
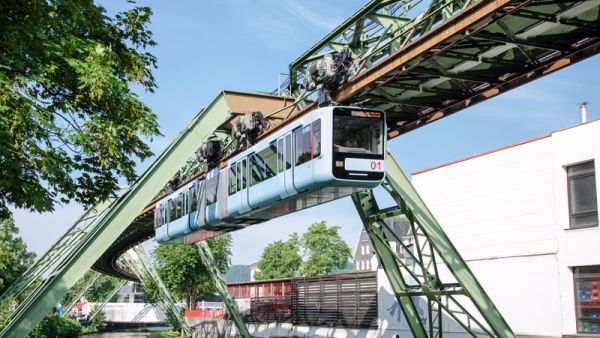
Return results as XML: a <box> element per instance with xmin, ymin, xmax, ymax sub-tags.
<box><xmin>154</xmin><ymin>106</ymin><xmax>386</xmax><ymax>244</ymax></box>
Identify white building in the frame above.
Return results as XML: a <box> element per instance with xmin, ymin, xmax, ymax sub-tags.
<box><xmin>411</xmin><ymin>119</ymin><xmax>600</xmax><ymax>337</ymax></box>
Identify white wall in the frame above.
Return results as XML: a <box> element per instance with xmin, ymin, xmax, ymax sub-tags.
<box><xmin>411</xmin><ymin>120</ymin><xmax>600</xmax><ymax>337</ymax></box>
<box><xmin>100</xmin><ymin>302</ymin><xmax>165</xmax><ymax>323</ymax></box>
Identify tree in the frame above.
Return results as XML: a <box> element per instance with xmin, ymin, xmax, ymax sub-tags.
<box><xmin>254</xmin><ymin>233</ymin><xmax>302</xmax><ymax>280</ymax></box>
<box><xmin>0</xmin><ymin>218</ymin><xmax>36</xmax><ymax>293</ymax></box>
<box><xmin>300</xmin><ymin>221</ymin><xmax>351</xmax><ymax>276</ymax></box>
<box><xmin>0</xmin><ymin>1</ymin><xmax>160</xmax><ymax>218</ymax></box>
<box><xmin>146</xmin><ymin>235</ymin><xmax>233</xmax><ymax>309</ymax></box>
<box><xmin>62</xmin><ymin>270</ymin><xmax>121</xmax><ymax>305</ymax></box>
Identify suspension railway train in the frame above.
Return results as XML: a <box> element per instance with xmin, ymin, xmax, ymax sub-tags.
<box><xmin>154</xmin><ymin>106</ymin><xmax>387</xmax><ymax>243</ymax></box>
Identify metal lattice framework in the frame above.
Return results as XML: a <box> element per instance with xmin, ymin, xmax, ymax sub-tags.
<box><xmin>87</xmin><ymin>279</ymin><xmax>128</xmax><ymax>322</ymax></box>
<box><xmin>196</xmin><ymin>241</ymin><xmax>251</xmax><ymax>338</ymax></box>
<box><xmin>63</xmin><ymin>272</ymin><xmax>102</xmax><ymax>315</ymax></box>
<box><xmin>353</xmin><ymin>152</ymin><xmax>514</xmax><ymax>337</ymax></box>
<box><xmin>288</xmin><ymin>0</ymin><xmax>475</xmax><ymax>104</ymax></box>
<box><xmin>288</xmin><ymin>0</ymin><xmax>600</xmax><ymax>138</ymax></box>
<box><xmin>123</xmin><ymin>246</ymin><xmax>192</xmax><ymax>338</ymax></box>
<box><xmin>1</xmin><ymin>0</ymin><xmax>599</xmax><ymax>337</ymax></box>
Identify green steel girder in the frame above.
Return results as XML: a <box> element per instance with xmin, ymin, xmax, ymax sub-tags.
<box><xmin>0</xmin><ymin>92</ymin><xmax>233</xmax><ymax>338</ymax></box>
<box><xmin>351</xmin><ymin>151</ymin><xmax>515</xmax><ymax>337</ymax></box>
<box><xmin>126</xmin><ymin>246</ymin><xmax>192</xmax><ymax>337</ymax></box>
<box><xmin>352</xmin><ymin>192</ymin><xmax>428</xmax><ymax>338</ymax></box>
<box><xmin>64</xmin><ymin>272</ymin><xmax>101</xmax><ymax>315</ymax></box>
<box><xmin>196</xmin><ymin>241</ymin><xmax>250</xmax><ymax>338</ymax></box>
<box><xmin>288</xmin><ymin>0</ymin><xmax>470</xmax><ymax>101</ymax></box>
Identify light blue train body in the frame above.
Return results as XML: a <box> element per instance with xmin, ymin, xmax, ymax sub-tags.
<box><xmin>154</xmin><ymin>106</ymin><xmax>387</xmax><ymax>244</ymax></box>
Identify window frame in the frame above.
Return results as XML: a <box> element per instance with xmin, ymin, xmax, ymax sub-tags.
<box><xmin>567</xmin><ymin>160</ymin><xmax>598</xmax><ymax>229</ymax></box>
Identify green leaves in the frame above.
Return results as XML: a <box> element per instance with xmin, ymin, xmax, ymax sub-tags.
<box><xmin>255</xmin><ymin>221</ymin><xmax>352</xmax><ymax>279</ymax></box>
<box><xmin>254</xmin><ymin>235</ymin><xmax>302</xmax><ymax>280</ymax></box>
<box><xmin>300</xmin><ymin>221</ymin><xmax>352</xmax><ymax>276</ymax></box>
<box><xmin>147</xmin><ymin>235</ymin><xmax>232</xmax><ymax>309</ymax></box>
<box><xmin>0</xmin><ymin>218</ymin><xmax>36</xmax><ymax>293</ymax></box>
<box><xmin>0</xmin><ymin>0</ymin><xmax>160</xmax><ymax>218</ymax></box>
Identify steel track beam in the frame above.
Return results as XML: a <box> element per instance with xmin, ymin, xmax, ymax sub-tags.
<box><xmin>390</xmin><ymin>39</ymin><xmax>600</xmax><ymax>137</ymax></box>
<box><xmin>334</xmin><ymin>0</ymin><xmax>518</xmax><ymax>102</ymax></box>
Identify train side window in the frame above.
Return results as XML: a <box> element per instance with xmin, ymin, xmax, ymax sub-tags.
<box><xmin>206</xmin><ymin>176</ymin><xmax>218</xmax><ymax>204</ymax></box>
<box><xmin>169</xmin><ymin>199</ymin><xmax>176</xmax><ymax>220</ymax></box>
<box><xmin>285</xmin><ymin>134</ymin><xmax>292</xmax><ymax>169</ymax></box>
<box><xmin>176</xmin><ymin>196</ymin><xmax>182</xmax><ymax>218</ymax></box>
<box><xmin>162</xmin><ymin>205</ymin><xmax>167</xmax><ymax>224</ymax></box>
<box><xmin>179</xmin><ymin>191</ymin><xmax>188</xmax><ymax>216</ymax></box>
<box><xmin>277</xmin><ymin>138</ymin><xmax>284</xmax><ymax>174</ymax></box>
<box><xmin>313</xmin><ymin>119</ymin><xmax>321</xmax><ymax>158</ymax></box>
<box><xmin>236</xmin><ymin>161</ymin><xmax>241</xmax><ymax>190</ymax></box>
<box><xmin>295</xmin><ymin>125</ymin><xmax>311</xmax><ymax>166</ymax></box>
<box><xmin>186</xmin><ymin>192</ymin><xmax>190</xmax><ymax>214</ymax></box>
<box><xmin>242</xmin><ymin>159</ymin><xmax>247</xmax><ymax>189</ymax></box>
<box><xmin>229</xmin><ymin>166</ymin><xmax>237</xmax><ymax>195</ymax></box>
<box><xmin>250</xmin><ymin>155</ymin><xmax>263</xmax><ymax>186</ymax></box>
<box><xmin>191</xmin><ymin>186</ymin><xmax>198</xmax><ymax>212</ymax></box>
<box><xmin>257</xmin><ymin>144</ymin><xmax>277</xmax><ymax>181</ymax></box>
<box><xmin>154</xmin><ymin>209</ymin><xmax>160</xmax><ymax>228</ymax></box>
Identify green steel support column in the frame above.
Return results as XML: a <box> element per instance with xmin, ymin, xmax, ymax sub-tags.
<box><xmin>195</xmin><ymin>241</ymin><xmax>250</xmax><ymax>338</ymax></box>
<box><xmin>352</xmin><ymin>192</ymin><xmax>428</xmax><ymax>338</ymax></box>
<box><xmin>128</xmin><ymin>247</ymin><xmax>192</xmax><ymax>338</ymax></box>
<box><xmin>64</xmin><ymin>272</ymin><xmax>102</xmax><ymax>315</ymax></box>
<box><xmin>87</xmin><ymin>280</ymin><xmax>128</xmax><ymax>322</ymax></box>
<box><xmin>1</xmin><ymin>93</ymin><xmax>233</xmax><ymax>338</ymax></box>
<box><xmin>382</xmin><ymin>151</ymin><xmax>514</xmax><ymax>337</ymax></box>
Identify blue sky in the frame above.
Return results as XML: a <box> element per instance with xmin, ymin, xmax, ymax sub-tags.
<box><xmin>12</xmin><ymin>0</ymin><xmax>600</xmax><ymax>265</ymax></box>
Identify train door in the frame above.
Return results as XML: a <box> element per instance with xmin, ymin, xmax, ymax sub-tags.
<box><xmin>283</xmin><ymin>133</ymin><xmax>297</xmax><ymax>196</ymax></box>
<box><xmin>239</xmin><ymin>157</ymin><xmax>251</xmax><ymax>212</ymax></box>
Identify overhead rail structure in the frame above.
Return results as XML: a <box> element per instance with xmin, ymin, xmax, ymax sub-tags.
<box><xmin>96</xmin><ymin>0</ymin><xmax>600</xmax><ymax>282</ymax></box>
<box><xmin>1</xmin><ymin>0</ymin><xmax>599</xmax><ymax>337</ymax></box>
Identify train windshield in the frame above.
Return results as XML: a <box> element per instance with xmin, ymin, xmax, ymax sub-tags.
<box><xmin>333</xmin><ymin>114</ymin><xmax>383</xmax><ymax>155</ymax></box>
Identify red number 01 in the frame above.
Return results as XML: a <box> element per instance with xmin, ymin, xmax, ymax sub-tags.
<box><xmin>370</xmin><ymin>161</ymin><xmax>381</xmax><ymax>170</ymax></box>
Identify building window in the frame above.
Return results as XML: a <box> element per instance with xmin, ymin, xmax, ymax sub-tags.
<box><xmin>567</xmin><ymin>161</ymin><xmax>598</xmax><ymax>228</ymax></box>
<box><xmin>574</xmin><ymin>266</ymin><xmax>600</xmax><ymax>334</ymax></box>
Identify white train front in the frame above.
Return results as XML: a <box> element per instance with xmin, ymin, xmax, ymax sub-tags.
<box><xmin>154</xmin><ymin>106</ymin><xmax>387</xmax><ymax>244</ymax></box>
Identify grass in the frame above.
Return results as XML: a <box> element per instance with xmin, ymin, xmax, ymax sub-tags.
<box><xmin>147</xmin><ymin>331</ymin><xmax>180</xmax><ymax>338</ymax></box>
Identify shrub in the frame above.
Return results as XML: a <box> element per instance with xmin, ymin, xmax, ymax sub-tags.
<box><xmin>29</xmin><ymin>314</ymin><xmax>82</xmax><ymax>338</ymax></box>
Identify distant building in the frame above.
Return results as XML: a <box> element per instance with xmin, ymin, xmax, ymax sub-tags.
<box><xmin>117</xmin><ymin>282</ymin><xmax>144</xmax><ymax>303</ymax></box>
<box><xmin>353</xmin><ymin>218</ymin><xmax>412</xmax><ymax>272</ymax></box>
<box><xmin>412</xmin><ymin>119</ymin><xmax>600</xmax><ymax>336</ymax></box>
<box><xmin>249</xmin><ymin>262</ymin><xmax>259</xmax><ymax>282</ymax></box>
